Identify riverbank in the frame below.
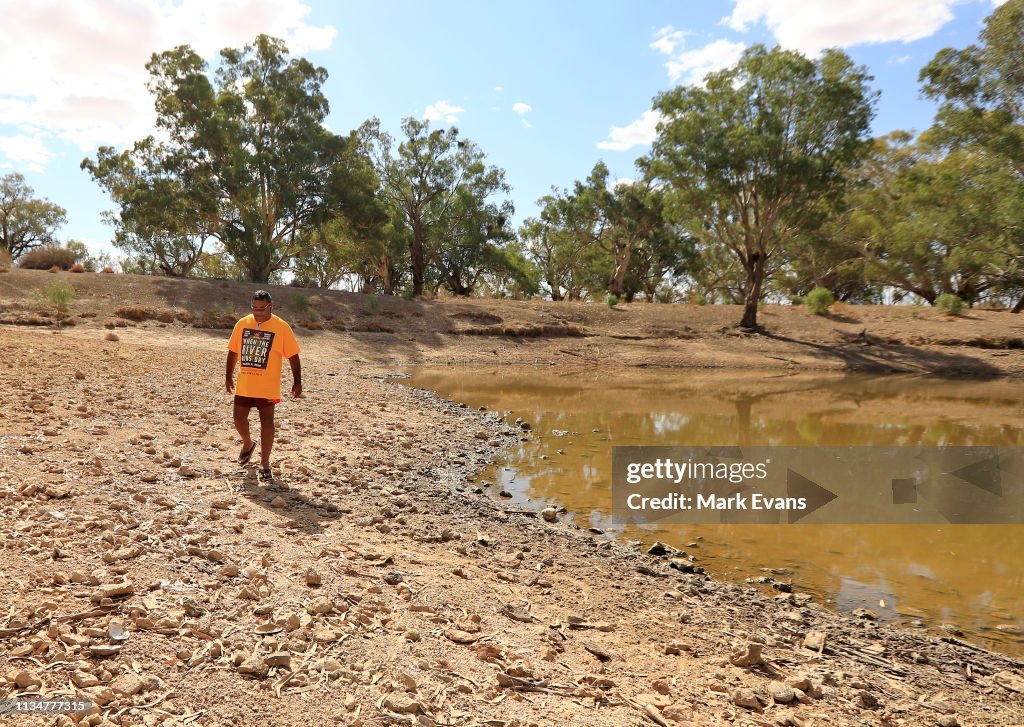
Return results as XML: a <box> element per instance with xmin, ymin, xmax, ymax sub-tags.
<box><xmin>1</xmin><ymin>268</ymin><xmax>1024</xmax><ymax>376</ymax></box>
<box><xmin>2</xmin><ymin>322</ymin><xmax>1022</xmax><ymax>727</ymax></box>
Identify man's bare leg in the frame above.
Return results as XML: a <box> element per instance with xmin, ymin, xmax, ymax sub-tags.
<box><xmin>258</xmin><ymin>405</ymin><xmax>275</xmax><ymax>470</ymax></box>
<box><xmin>233</xmin><ymin>403</ymin><xmax>254</xmax><ymax>458</ymax></box>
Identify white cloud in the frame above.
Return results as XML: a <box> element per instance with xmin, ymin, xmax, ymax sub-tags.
<box><xmin>0</xmin><ymin>134</ymin><xmax>54</xmax><ymax>173</ymax></box>
<box><xmin>521</xmin><ymin>119</ymin><xmax>533</xmax><ymax>129</ymax></box>
<box><xmin>0</xmin><ymin>0</ymin><xmax>336</xmax><ymax>169</ymax></box>
<box><xmin>651</xmin><ymin>25</ymin><xmax>687</xmax><ymax>56</ymax></box>
<box><xmin>666</xmin><ymin>39</ymin><xmax>747</xmax><ymax>85</ymax></box>
<box><xmin>494</xmin><ymin>86</ymin><xmax>504</xmax><ymax>92</ymax></box>
<box><xmin>894</xmin><ymin>55</ymin><xmax>912</xmax><ymax>64</ymax></box>
<box><xmin>724</xmin><ymin>0</ymin><xmax>957</xmax><ymax>56</ymax></box>
<box><xmin>512</xmin><ymin>102</ymin><xmax>532</xmax><ymax>115</ymax></box>
<box><xmin>611</xmin><ymin>177</ymin><xmax>637</xmax><ymax>189</ymax></box>
<box><xmin>423</xmin><ymin>101</ymin><xmax>464</xmax><ymax>123</ymax></box>
<box><xmin>597</xmin><ymin>110</ymin><xmax>663</xmax><ymax>152</ymax></box>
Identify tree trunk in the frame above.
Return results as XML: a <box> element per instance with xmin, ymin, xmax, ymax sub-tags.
<box><xmin>409</xmin><ymin>221</ymin><xmax>427</xmax><ymax>296</ymax></box>
<box><xmin>608</xmin><ymin>241</ymin><xmax>632</xmax><ymax>297</ymax></box>
<box><xmin>739</xmin><ymin>254</ymin><xmax>765</xmax><ymax>330</ymax></box>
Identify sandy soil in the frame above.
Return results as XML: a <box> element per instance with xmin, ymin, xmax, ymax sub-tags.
<box><xmin>1</xmin><ymin>269</ymin><xmax>1023</xmax><ymax>727</ymax></box>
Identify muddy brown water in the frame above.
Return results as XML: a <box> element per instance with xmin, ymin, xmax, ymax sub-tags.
<box><xmin>405</xmin><ymin>367</ymin><xmax>1024</xmax><ymax>657</ymax></box>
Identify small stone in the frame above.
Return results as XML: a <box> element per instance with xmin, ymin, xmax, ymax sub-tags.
<box><xmin>304</xmin><ymin>567</ymin><xmax>321</xmax><ymax>586</ymax></box>
<box><xmin>237</xmin><ymin>656</ymin><xmax>268</xmax><ymax>676</ymax></box>
<box><xmin>14</xmin><ymin>670</ymin><xmax>43</xmax><ymax>689</ymax></box>
<box><xmin>802</xmin><ymin>630</ymin><xmax>826</xmax><ymax>651</ymax></box>
<box><xmin>731</xmin><ymin>687</ymin><xmax>761</xmax><ymax>710</ymax></box>
<box><xmin>540</xmin><ymin>507</ymin><xmax>557</xmax><ymax>522</ymax></box>
<box><xmin>263</xmin><ymin>652</ymin><xmax>291</xmax><ymax>668</ymax></box>
<box><xmin>74</xmin><ymin>371</ymin><xmax>86</xmax><ymax>380</ymax></box>
<box><xmin>856</xmin><ymin>690</ymin><xmax>879</xmax><ymax>709</ymax></box>
<box><xmin>647</xmin><ymin>541</ymin><xmax>672</xmax><ymax>556</ymax></box>
<box><xmin>307</xmin><ymin>597</ymin><xmax>334</xmax><ymax>615</ymax></box>
<box><xmin>769</xmin><ymin>682</ymin><xmax>795</xmax><ymax>704</ymax></box>
<box><xmin>140</xmin><ymin>473</ymin><xmax>159</xmax><ymax>483</ymax></box>
<box><xmin>938</xmin><ymin>717</ymin><xmax>959</xmax><ymax>727</ymax></box>
<box><xmin>403</xmin><ymin>630</ymin><xmax>421</xmax><ymax>642</ymax></box>
<box><xmin>109</xmin><ymin>673</ymin><xmax>145</xmax><ymax>697</ymax></box>
<box><xmin>396</xmin><ymin>672</ymin><xmax>418</xmax><ymax>692</ymax></box>
<box><xmin>383</xmin><ymin>693</ymin><xmax>422</xmax><ymax>714</ymax></box>
<box><xmin>72</xmin><ymin>671</ymin><xmax>99</xmax><ymax>688</ymax></box>
<box><xmin>730</xmin><ymin>642</ymin><xmax>763</xmax><ymax>667</ymax></box>
<box><xmin>270</xmin><ymin>496</ymin><xmax>288</xmax><ymax>508</ymax></box>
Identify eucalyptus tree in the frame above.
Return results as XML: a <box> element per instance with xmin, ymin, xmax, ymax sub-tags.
<box><xmin>0</xmin><ymin>173</ymin><xmax>67</xmax><ymax>260</ymax></box>
<box><xmin>920</xmin><ymin>0</ymin><xmax>1024</xmax><ymax>310</ymax></box>
<box><xmin>366</xmin><ymin>117</ymin><xmax>512</xmax><ymax>297</ymax></box>
<box><xmin>84</xmin><ymin>35</ymin><xmax>383</xmax><ymax>282</ymax></box>
<box><xmin>649</xmin><ymin>44</ymin><xmax>876</xmax><ymax>328</ymax></box>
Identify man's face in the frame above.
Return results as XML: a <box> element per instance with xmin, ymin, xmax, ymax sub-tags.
<box><xmin>251</xmin><ymin>298</ymin><xmax>273</xmax><ymax>322</ymax></box>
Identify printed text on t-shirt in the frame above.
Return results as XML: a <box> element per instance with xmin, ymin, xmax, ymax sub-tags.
<box><xmin>240</xmin><ymin>329</ymin><xmax>275</xmax><ymax>370</ymax></box>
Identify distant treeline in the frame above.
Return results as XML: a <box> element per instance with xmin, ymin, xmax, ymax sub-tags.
<box><xmin>1</xmin><ymin>1</ymin><xmax>1020</xmax><ymax>328</ymax></box>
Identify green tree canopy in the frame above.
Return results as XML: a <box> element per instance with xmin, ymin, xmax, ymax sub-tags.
<box><xmin>0</xmin><ymin>173</ymin><xmax>67</xmax><ymax>259</ymax></box>
<box><xmin>365</xmin><ymin>117</ymin><xmax>513</xmax><ymax>297</ymax></box>
<box><xmin>84</xmin><ymin>35</ymin><xmax>384</xmax><ymax>283</ymax></box>
<box><xmin>920</xmin><ymin>0</ymin><xmax>1024</xmax><ymax>175</ymax></box>
<box><xmin>649</xmin><ymin>44</ymin><xmax>877</xmax><ymax>328</ymax></box>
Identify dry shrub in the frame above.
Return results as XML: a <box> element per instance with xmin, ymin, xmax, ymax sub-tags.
<box><xmin>104</xmin><ymin>332</ymin><xmax>120</xmax><ymax>342</ymax></box>
<box><xmin>21</xmin><ymin>246</ymin><xmax>76</xmax><ymax>270</ymax></box>
<box><xmin>299</xmin><ymin>320</ymin><xmax>324</xmax><ymax>330</ymax></box>
<box><xmin>175</xmin><ymin>310</ymin><xmax>194</xmax><ymax>324</ymax></box>
<box><xmin>69</xmin><ymin>263</ymin><xmax>87</xmax><ymax>273</ymax></box>
<box><xmin>115</xmin><ymin>305</ymin><xmax>157</xmax><ymax>321</ymax></box>
<box><xmin>156</xmin><ymin>310</ymin><xmax>175</xmax><ymax>323</ymax></box>
<box><xmin>101</xmin><ymin>266</ymin><xmax>114</xmax><ymax>274</ymax></box>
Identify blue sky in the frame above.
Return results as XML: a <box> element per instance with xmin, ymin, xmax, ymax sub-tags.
<box><xmin>0</xmin><ymin>0</ymin><xmax>1005</xmax><ymax>261</ymax></box>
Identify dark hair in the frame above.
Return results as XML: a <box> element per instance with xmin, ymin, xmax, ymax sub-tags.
<box><xmin>252</xmin><ymin>290</ymin><xmax>272</xmax><ymax>303</ymax></box>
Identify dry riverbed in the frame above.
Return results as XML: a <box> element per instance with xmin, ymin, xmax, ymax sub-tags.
<box><xmin>0</xmin><ymin>323</ymin><xmax>1022</xmax><ymax>727</ymax></box>
<box><xmin>0</xmin><ymin>270</ymin><xmax>1023</xmax><ymax>725</ymax></box>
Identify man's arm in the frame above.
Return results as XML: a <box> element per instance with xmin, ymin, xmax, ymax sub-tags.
<box><xmin>288</xmin><ymin>354</ymin><xmax>302</xmax><ymax>397</ymax></box>
<box><xmin>226</xmin><ymin>351</ymin><xmax>238</xmax><ymax>394</ymax></box>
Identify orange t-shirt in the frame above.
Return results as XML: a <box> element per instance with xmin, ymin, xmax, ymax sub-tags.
<box><xmin>227</xmin><ymin>314</ymin><xmax>301</xmax><ymax>400</ymax></box>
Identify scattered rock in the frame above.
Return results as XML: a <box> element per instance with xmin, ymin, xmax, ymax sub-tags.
<box><xmin>769</xmin><ymin>681</ymin><xmax>795</xmax><ymax>704</ymax></box>
<box><xmin>383</xmin><ymin>693</ymin><xmax>422</xmax><ymax>714</ymax></box>
<box><xmin>730</xmin><ymin>642</ymin><xmax>763</xmax><ymax>667</ymax></box>
<box><xmin>731</xmin><ymin>687</ymin><xmax>761</xmax><ymax>710</ymax></box>
<box><xmin>109</xmin><ymin>673</ymin><xmax>146</xmax><ymax>697</ymax></box>
<box><xmin>802</xmin><ymin>630</ymin><xmax>826</xmax><ymax>652</ymax></box>
<box><xmin>304</xmin><ymin>567</ymin><xmax>322</xmax><ymax>586</ymax></box>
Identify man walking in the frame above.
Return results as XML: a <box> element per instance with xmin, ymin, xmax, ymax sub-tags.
<box><xmin>225</xmin><ymin>290</ymin><xmax>302</xmax><ymax>480</ymax></box>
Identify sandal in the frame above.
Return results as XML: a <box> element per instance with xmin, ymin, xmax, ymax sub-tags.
<box><xmin>237</xmin><ymin>442</ymin><xmax>256</xmax><ymax>465</ymax></box>
<box><xmin>258</xmin><ymin>467</ymin><xmax>273</xmax><ymax>481</ymax></box>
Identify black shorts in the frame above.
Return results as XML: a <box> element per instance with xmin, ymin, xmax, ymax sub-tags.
<box><xmin>233</xmin><ymin>395</ymin><xmax>279</xmax><ymax>410</ymax></box>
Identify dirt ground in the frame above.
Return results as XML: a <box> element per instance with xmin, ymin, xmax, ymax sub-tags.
<box><xmin>1</xmin><ymin>269</ymin><xmax>1023</xmax><ymax>727</ymax></box>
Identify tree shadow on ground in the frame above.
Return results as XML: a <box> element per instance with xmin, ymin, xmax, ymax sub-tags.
<box><xmin>758</xmin><ymin>329</ymin><xmax>1004</xmax><ymax>378</ymax></box>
